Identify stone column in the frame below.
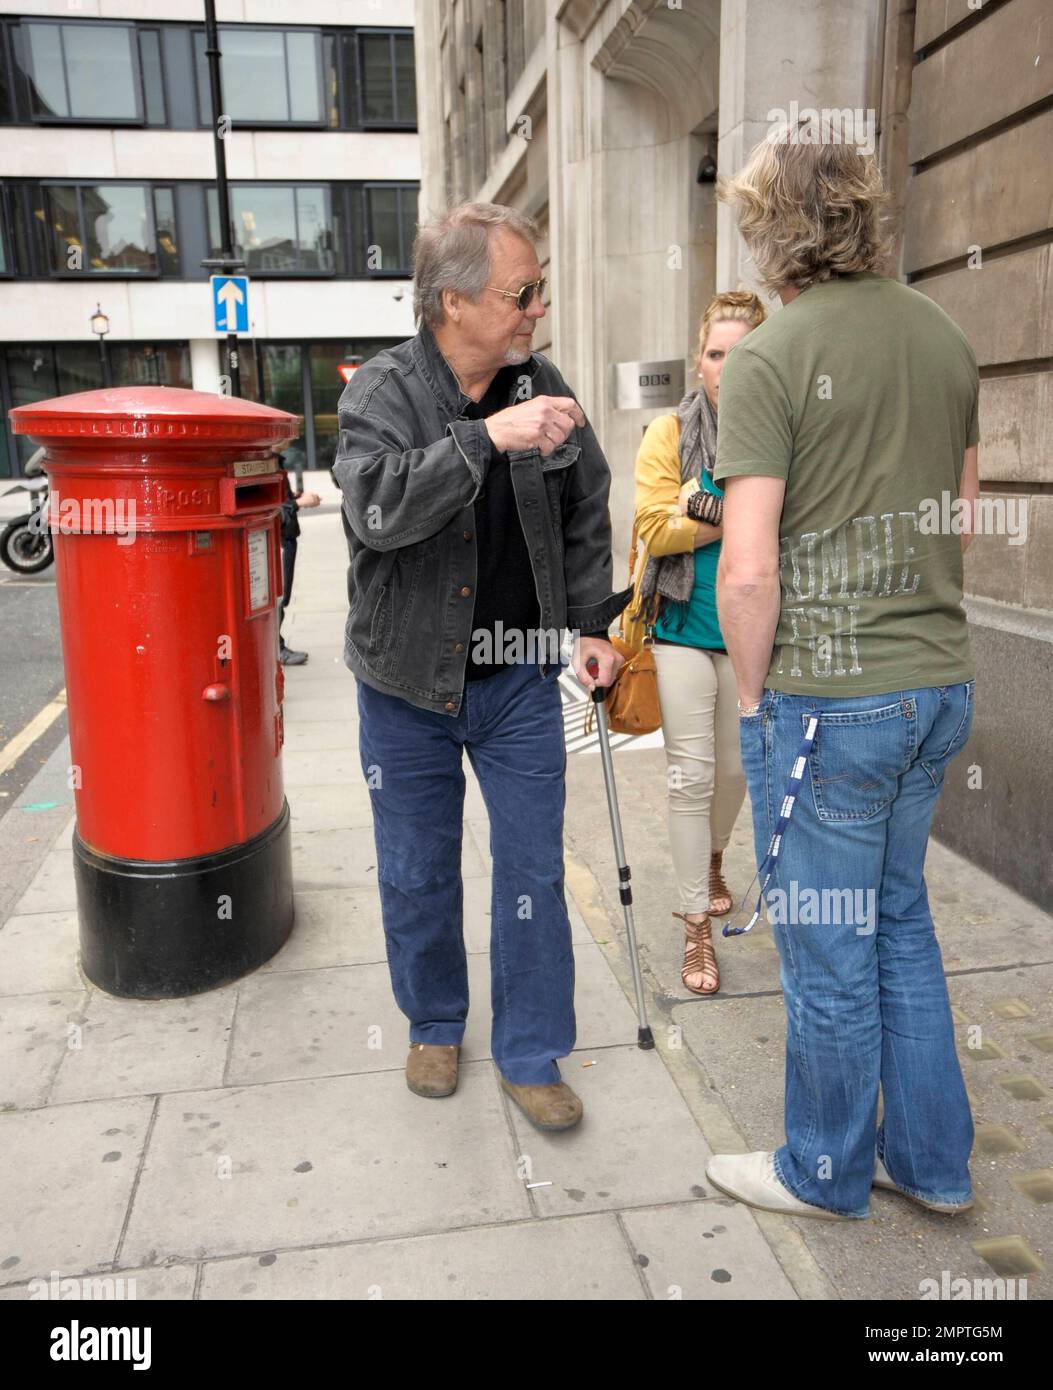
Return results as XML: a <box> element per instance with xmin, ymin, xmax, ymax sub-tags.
<box><xmin>413</xmin><ymin>0</ymin><xmax>448</xmax><ymax>221</ymax></box>
<box><xmin>716</xmin><ymin>0</ymin><xmax>885</xmax><ymax>299</ymax></box>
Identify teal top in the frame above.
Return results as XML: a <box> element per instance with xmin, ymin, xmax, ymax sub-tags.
<box><xmin>653</xmin><ymin>469</ymin><xmax>725</xmax><ymax>650</ymax></box>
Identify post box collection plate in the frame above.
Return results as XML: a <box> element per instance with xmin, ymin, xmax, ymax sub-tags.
<box><xmin>247</xmin><ymin>527</ymin><xmax>271</xmax><ymax>612</ymax></box>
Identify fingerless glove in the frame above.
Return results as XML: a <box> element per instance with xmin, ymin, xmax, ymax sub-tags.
<box><xmin>686</xmin><ymin>488</ymin><xmax>723</xmax><ymax>526</ymax></box>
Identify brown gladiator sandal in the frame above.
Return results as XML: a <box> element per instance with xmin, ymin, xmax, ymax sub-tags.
<box><xmin>708</xmin><ymin>850</ymin><xmax>734</xmax><ymax>917</ymax></box>
<box><xmin>673</xmin><ymin>911</ymin><xmax>720</xmax><ymax>995</ymax></box>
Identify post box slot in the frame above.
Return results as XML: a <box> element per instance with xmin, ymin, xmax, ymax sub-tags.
<box><xmin>220</xmin><ymin>476</ymin><xmax>283</xmax><ymax>515</ymax></box>
<box><xmin>231</xmin><ymin>481</ymin><xmax>279</xmax><ymax>509</ymax></box>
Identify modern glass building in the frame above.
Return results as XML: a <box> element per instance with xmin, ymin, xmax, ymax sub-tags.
<box><xmin>0</xmin><ymin>1</ymin><xmax>420</xmax><ymax>475</ymax></box>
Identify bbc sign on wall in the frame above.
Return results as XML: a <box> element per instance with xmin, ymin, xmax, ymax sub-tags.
<box><xmin>611</xmin><ymin>360</ymin><xmax>686</xmax><ymax>409</ymax></box>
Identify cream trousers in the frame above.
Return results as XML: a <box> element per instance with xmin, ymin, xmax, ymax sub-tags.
<box><xmin>653</xmin><ymin>641</ymin><xmax>746</xmax><ymax>915</ymax></box>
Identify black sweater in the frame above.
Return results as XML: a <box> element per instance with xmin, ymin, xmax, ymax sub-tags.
<box><xmin>461</xmin><ymin>365</ymin><xmax>609</xmax><ymax>680</ymax></box>
<box><xmin>461</xmin><ymin>366</ymin><xmax>542</xmax><ymax>681</ymax></box>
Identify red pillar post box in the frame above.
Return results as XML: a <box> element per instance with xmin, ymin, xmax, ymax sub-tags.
<box><xmin>10</xmin><ymin>386</ymin><xmax>301</xmax><ymax>998</ymax></box>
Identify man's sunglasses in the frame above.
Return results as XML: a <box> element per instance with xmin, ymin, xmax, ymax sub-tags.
<box><xmin>484</xmin><ymin>276</ymin><xmax>546</xmax><ymax>312</ymax></box>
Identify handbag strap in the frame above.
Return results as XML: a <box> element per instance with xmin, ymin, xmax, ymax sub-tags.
<box><xmin>625</xmin><ymin>518</ymin><xmax>661</xmax><ymax>633</ymax></box>
<box><xmin>627</xmin><ymin>518</ymin><xmax>640</xmax><ymax>593</ymax></box>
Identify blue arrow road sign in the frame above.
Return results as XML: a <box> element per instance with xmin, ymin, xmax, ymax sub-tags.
<box><xmin>211</xmin><ymin>275</ymin><xmax>249</xmax><ymax>333</ymax></box>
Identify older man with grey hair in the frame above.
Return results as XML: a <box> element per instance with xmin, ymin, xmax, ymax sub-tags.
<box><xmin>332</xmin><ymin>201</ymin><xmax>629</xmax><ymax>1131</ymax></box>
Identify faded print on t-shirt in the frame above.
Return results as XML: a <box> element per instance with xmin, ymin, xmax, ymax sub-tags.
<box><xmin>713</xmin><ymin>273</ymin><xmax>979</xmax><ymax>698</ymax></box>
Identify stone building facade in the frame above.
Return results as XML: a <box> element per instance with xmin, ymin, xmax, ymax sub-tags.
<box><xmin>414</xmin><ymin>0</ymin><xmax>1052</xmax><ymax>908</ymax></box>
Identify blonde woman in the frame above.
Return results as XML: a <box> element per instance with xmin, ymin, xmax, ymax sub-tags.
<box><xmin>633</xmin><ymin>291</ymin><xmax>766</xmax><ymax>994</ymax></box>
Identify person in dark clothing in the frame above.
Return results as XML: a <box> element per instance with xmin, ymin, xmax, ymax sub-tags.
<box><xmin>333</xmin><ymin>201</ymin><xmax>628</xmax><ymax>1133</ymax></box>
<box><xmin>275</xmin><ymin>447</ymin><xmax>320</xmax><ymax>665</ymax></box>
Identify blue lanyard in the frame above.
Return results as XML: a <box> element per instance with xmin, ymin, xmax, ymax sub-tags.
<box><xmin>723</xmin><ymin>715</ymin><xmax>819</xmax><ymax>938</ymax></box>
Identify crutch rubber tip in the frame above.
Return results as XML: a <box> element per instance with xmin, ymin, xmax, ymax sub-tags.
<box><xmin>637</xmin><ymin>1027</ymin><xmax>655</xmax><ymax>1050</ymax></box>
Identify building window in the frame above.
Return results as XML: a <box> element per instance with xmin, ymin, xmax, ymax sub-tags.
<box><xmin>5</xmin><ymin>346</ymin><xmax>58</xmax><ymax>473</ymax></box>
<box><xmin>138</xmin><ymin>29</ymin><xmax>167</xmax><ymax>127</ymax></box>
<box><xmin>1</xmin><ymin>19</ymin><xmax>415</xmax><ymax>132</ymax></box>
<box><xmin>235</xmin><ymin>338</ymin><xmax>402</xmax><ymax>474</ymax></box>
<box><xmin>4</xmin><ymin>184</ymin><xmax>34</xmax><ymax>276</ymax></box>
<box><xmin>259</xmin><ymin>344</ymin><xmax>307</xmax><ymax>468</ymax></box>
<box><xmin>0</xmin><ymin>26</ymin><xmax>15</xmax><ymax>123</ymax></box>
<box><xmin>152</xmin><ymin>188</ymin><xmax>180</xmax><ymax>276</ymax></box>
<box><xmin>207</xmin><ymin>184</ymin><xmax>339</xmax><ymax>274</ymax></box>
<box><xmin>1</xmin><ymin>179</ymin><xmax>416</xmax><ymax>280</ymax></box>
<box><xmin>0</xmin><ymin>189</ymin><xmax>8</xmax><ymax>276</ymax></box>
<box><xmin>352</xmin><ymin>184</ymin><xmax>418</xmax><ymax>275</ymax></box>
<box><xmin>194</xmin><ymin>27</ymin><xmax>325</xmax><ymax>126</ymax></box>
<box><xmin>44</xmin><ymin>183</ymin><xmax>157</xmax><ymax>275</ymax></box>
<box><xmin>308</xmin><ymin>341</ymin><xmax>396</xmax><ymax>470</ymax></box>
<box><xmin>23</xmin><ymin>21</ymin><xmax>142</xmax><ymax>122</ymax></box>
<box><xmin>344</xmin><ymin>30</ymin><xmax>416</xmax><ymax>127</ymax></box>
<box><xmin>323</xmin><ymin>32</ymin><xmax>340</xmax><ymax>130</ymax></box>
<box><xmin>108</xmin><ymin>342</ymin><xmax>192</xmax><ymax>388</ymax></box>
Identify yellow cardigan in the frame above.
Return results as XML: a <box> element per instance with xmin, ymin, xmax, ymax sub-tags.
<box><xmin>620</xmin><ymin>414</ymin><xmax>703</xmax><ymax>648</ymax></box>
<box><xmin>634</xmin><ymin>413</ymin><xmax>703</xmax><ymax>558</ymax></box>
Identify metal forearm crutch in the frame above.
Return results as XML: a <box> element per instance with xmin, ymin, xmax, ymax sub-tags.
<box><xmin>585</xmin><ymin>658</ymin><xmax>654</xmax><ymax>1050</ymax></box>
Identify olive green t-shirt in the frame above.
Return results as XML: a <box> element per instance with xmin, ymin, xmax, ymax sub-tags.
<box><xmin>713</xmin><ymin>272</ymin><xmax>979</xmax><ymax>696</ymax></box>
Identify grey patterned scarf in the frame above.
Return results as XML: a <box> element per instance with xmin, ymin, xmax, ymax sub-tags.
<box><xmin>635</xmin><ymin>386</ymin><xmax>718</xmax><ymax>618</ymax></box>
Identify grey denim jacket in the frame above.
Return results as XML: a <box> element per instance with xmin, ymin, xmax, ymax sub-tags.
<box><xmin>331</xmin><ymin>321</ymin><xmax>631</xmax><ymax>715</ymax></box>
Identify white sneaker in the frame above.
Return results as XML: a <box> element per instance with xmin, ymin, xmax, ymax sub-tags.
<box><xmin>873</xmin><ymin>1155</ymin><xmax>973</xmax><ymax>1214</ymax></box>
<box><xmin>706</xmin><ymin>1151</ymin><xmax>851</xmax><ymax>1220</ymax></box>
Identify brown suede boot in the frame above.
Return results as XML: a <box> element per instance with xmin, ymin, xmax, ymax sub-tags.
<box><xmin>405</xmin><ymin>1043</ymin><xmax>460</xmax><ymax>1098</ymax></box>
<box><xmin>499</xmin><ymin>1076</ymin><xmax>583</xmax><ymax>1132</ymax></box>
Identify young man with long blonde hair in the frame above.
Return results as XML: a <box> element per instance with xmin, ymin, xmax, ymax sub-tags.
<box><xmin>707</xmin><ymin>115</ymin><xmax>980</xmax><ymax>1220</ymax></box>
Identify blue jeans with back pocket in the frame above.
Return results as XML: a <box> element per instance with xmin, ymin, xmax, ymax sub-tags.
<box><xmin>738</xmin><ymin>682</ymin><xmax>976</xmax><ymax>1217</ymax></box>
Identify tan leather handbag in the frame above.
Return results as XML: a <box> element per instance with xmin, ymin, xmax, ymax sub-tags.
<box><xmin>585</xmin><ymin>521</ymin><xmax>662</xmax><ymax>737</ymax></box>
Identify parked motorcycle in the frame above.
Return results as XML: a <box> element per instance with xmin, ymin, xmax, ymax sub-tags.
<box><xmin>0</xmin><ymin>447</ymin><xmax>54</xmax><ymax>575</ymax></box>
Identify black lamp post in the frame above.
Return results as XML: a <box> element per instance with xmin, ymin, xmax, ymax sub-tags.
<box><xmin>90</xmin><ymin>304</ymin><xmax>112</xmax><ymax>388</ymax></box>
<box><xmin>200</xmin><ymin>0</ymin><xmax>243</xmax><ymax>396</ymax></box>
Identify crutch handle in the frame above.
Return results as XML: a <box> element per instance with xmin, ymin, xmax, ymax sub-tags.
<box><xmin>585</xmin><ymin>656</ymin><xmax>606</xmax><ymax>703</ymax></box>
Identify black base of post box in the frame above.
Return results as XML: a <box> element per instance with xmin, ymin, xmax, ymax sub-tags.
<box><xmin>73</xmin><ymin>801</ymin><xmax>294</xmax><ymax>998</ymax></box>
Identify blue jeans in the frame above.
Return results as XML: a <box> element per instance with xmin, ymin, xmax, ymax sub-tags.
<box><xmin>356</xmin><ymin>659</ymin><xmax>574</xmax><ymax>1084</ymax></box>
<box><xmin>739</xmin><ymin>682</ymin><xmax>975</xmax><ymax>1217</ymax></box>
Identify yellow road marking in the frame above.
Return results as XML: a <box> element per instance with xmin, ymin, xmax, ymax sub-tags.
<box><xmin>0</xmin><ymin>689</ymin><xmax>67</xmax><ymax>776</ymax></box>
